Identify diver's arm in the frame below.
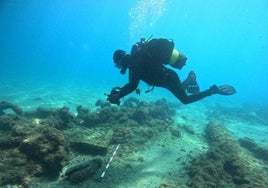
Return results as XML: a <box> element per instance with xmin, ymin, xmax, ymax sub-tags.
<box><xmin>108</xmin><ymin>66</ymin><xmax>140</xmax><ymax>105</ymax></box>
<box><xmin>118</xmin><ymin>69</ymin><xmax>140</xmax><ymax>98</ymax></box>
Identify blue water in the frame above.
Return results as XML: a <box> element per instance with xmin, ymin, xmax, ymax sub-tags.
<box><xmin>0</xmin><ymin>0</ymin><xmax>267</xmax><ymax>105</ymax></box>
<box><xmin>1</xmin><ymin>1</ymin><xmax>268</xmax><ymax>187</ymax></box>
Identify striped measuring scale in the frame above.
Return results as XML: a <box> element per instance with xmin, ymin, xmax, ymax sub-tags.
<box><xmin>100</xmin><ymin>144</ymin><xmax>121</xmax><ymax>178</ymax></box>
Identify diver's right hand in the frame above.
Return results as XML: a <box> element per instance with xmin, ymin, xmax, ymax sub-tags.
<box><xmin>108</xmin><ymin>94</ymin><xmax>120</xmax><ymax>105</ymax></box>
<box><xmin>106</xmin><ymin>87</ymin><xmax>121</xmax><ymax>105</ymax></box>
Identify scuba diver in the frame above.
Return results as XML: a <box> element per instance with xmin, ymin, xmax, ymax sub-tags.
<box><xmin>107</xmin><ymin>37</ymin><xmax>236</xmax><ymax>105</ymax></box>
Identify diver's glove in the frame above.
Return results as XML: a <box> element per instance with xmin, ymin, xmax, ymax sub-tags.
<box><xmin>109</xmin><ymin>94</ymin><xmax>120</xmax><ymax>105</ymax></box>
<box><xmin>106</xmin><ymin>87</ymin><xmax>121</xmax><ymax>105</ymax></box>
<box><xmin>209</xmin><ymin>85</ymin><xmax>219</xmax><ymax>95</ymax></box>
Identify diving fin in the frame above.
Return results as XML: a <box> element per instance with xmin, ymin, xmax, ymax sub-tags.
<box><xmin>218</xmin><ymin>84</ymin><xmax>236</xmax><ymax>95</ymax></box>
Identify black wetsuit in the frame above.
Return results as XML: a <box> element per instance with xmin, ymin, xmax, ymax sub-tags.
<box><xmin>118</xmin><ymin>39</ymin><xmax>212</xmax><ymax>104</ymax></box>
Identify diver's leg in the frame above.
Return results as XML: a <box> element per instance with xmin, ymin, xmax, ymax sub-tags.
<box><xmin>163</xmin><ymin>69</ymin><xmax>211</xmax><ymax>104</ymax></box>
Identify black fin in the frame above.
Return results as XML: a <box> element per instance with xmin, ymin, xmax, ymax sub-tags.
<box><xmin>218</xmin><ymin>84</ymin><xmax>236</xmax><ymax>95</ymax></box>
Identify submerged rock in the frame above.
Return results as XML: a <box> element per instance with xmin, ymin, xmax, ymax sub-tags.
<box><xmin>95</xmin><ymin>100</ymin><xmax>111</xmax><ymax>108</ymax></box>
<box><xmin>0</xmin><ymin>148</ymin><xmax>41</xmax><ymax>187</ymax></box>
<box><xmin>188</xmin><ymin>121</ymin><xmax>268</xmax><ymax>188</ymax></box>
<box><xmin>0</xmin><ymin>101</ymin><xmax>23</xmax><ymax>116</ymax></box>
<box><xmin>48</xmin><ymin>107</ymin><xmax>76</xmax><ymax>129</ymax></box>
<box><xmin>19</xmin><ymin>127</ymin><xmax>69</xmax><ymax>175</ymax></box>
<box><xmin>63</xmin><ymin>159</ymin><xmax>102</xmax><ymax>183</ymax></box>
<box><xmin>239</xmin><ymin>137</ymin><xmax>268</xmax><ymax>161</ymax></box>
<box><xmin>32</xmin><ymin>107</ymin><xmax>55</xmax><ymax>118</ymax></box>
<box><xmin>0</xmin><ymin>98</ymin><xmax>178</xmax><ymax>186</ymax></box>
<box><xmin>70</xmin><ymin>141</ymin><xmax>108</xmax><ymax>156</ymax></box>
<box><xmin>26</xmin><ymin>106</ymin><xmax>76</xmax><ymax>129</ymax></box>
<box><xmin>0</xmin><ymin>114</ymin><xmax>19</xmax><ymax>131</ymax></box>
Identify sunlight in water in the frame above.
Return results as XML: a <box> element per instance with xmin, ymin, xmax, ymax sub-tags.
<box><xmin>128</xmin><ymin>0</ymin><xmax>167</xmax><ymax>40</ymax></box>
